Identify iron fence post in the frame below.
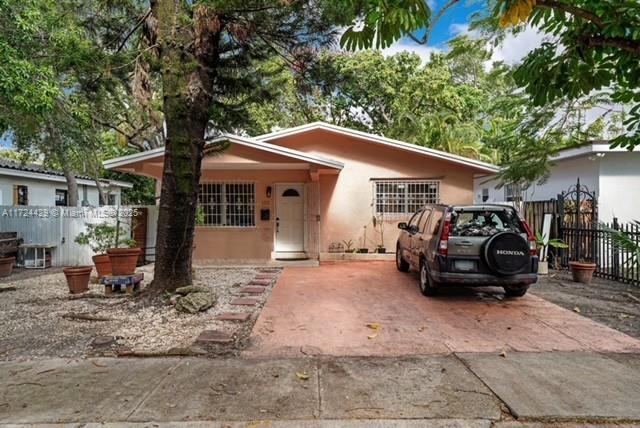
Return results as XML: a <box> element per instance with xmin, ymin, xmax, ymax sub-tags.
<box><xmin>613</xmin><ymin>217</ymin><xmax>620</xmax><ymax>280</ymax></box>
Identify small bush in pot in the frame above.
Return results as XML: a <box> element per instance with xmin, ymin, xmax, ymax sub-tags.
<box><xmin>107</xmin><ymin>239</ymin><xmax>140</xmax><ymax>276</ymax></box>
<box><xmin>75</xmin><ymin>223</ymin><xmax>118</xmax><ymax>277</ymax></box>
<box><xmin>535</xmin><ymin>231</ymin><xmax>567</xmax><ymax>275</ymax></box>
<box><xmin>568</xmin><ymin>260</ymin><xmax>597</xmax><ymax>284</ymax></box>
<box><xmin>0</xmin><ymin>243</ymin><xmax>16</xmax><ymax>278</ymax></box>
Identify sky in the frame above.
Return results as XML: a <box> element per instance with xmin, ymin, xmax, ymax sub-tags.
<box><xmin>382</xmin><ymin>0</ymin><xmax>546</xmax><ymax>65</ymax></box>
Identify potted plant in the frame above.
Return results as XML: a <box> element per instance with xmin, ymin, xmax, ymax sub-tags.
<box><xmin>535</xmin><ymin>231</ymin><xmax>568</xmax><ymax>275</ymax></box>
<box><xmin>63</xmin><ymin>266</ymin><xmax>93</xmax><ymax>294</ymax></box>
<box><xmin>0</xmin><ymin>243</ymin><xmax>16</xmax><ymax>278</ymax></box>
<box><xmin>107</xmin><ymin>238</ymin><xmax>140</xmax><ymax>276</ymax></box>
<box><xmin>568</xmin><ymin>259</ymin><xmax>597</xmax><ymax>284</ymax></box>
<box><xmin>358</xmin><ymin>226</ymin><xmax>369</xmax><ymax>253</ymax></box>
<box><xmin>75</xmin><ymin>223</ymin><xmax>118</xmax><ymax>277</ymax></box>
<box><xmin>372</xmin><ymin>214</ymin><xmax>386</xmax><ymax>253</ymax></box>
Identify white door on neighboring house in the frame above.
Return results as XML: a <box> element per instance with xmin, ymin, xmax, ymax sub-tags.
<box><xmin>275</xmin><ymin>184</ymin><xmax>305</xmax><ymax>253</ymax></box>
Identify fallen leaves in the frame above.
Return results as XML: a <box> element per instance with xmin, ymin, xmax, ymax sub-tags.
<box><xmin>573</xmin><ymin>306</ymin><xmax>581</xmax><ymax>313</ymax></box>
<box><xmin>499</xmin><ymin>351</ymin><xmax>507</xmax><ymax>358</ymax></box>
<box><xmin>366</xmin><ymin>322</ymin><xmax>381</xmax><ymax>340</ymax></box>
<box><xmin>296</xmin><ymin>371</ymin><xmax>310</xmax><ymax>380</ymax></box>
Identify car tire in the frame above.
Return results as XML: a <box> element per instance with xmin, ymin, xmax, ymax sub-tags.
<box><xmin>419</xmin><ymin>259</ymin><xmax>438</xmax><ymax>296</ymax></box>
<box><xmin>396</xmin><ymin>245</ymin><xmax>410</xmax><ymax>272</ymax></box>
<box><xmin>503</xmin><ymin>284</ymin><xmax>529</xmax><ymax>297</ymax></box>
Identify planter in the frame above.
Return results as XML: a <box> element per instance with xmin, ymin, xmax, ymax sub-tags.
<box><xmin>376</xmin><ymin>247</ymin><xmax>386</xmax><ymax>254</ymax></box>
<box><xmin>107</xmin><ymin>247</ymin><xmax>142</xmax><ymax>275</ymax></box>
<box><xmin>569</xmin><ymin>261</ymin><xmax>596</xmax><ymax>284</ymax></box>
<box><xmin>538</xmin><ymin>260</ymin><xmax>549</xmax><ymax>275</ymax></box>
<box><xmin>0</xmin><ymin>256</ymin><xmax>15</xmax><ymax>277</ymax></box>
<box><xmin>92</xmin><ymin>254</ymin><xmax>112</xmax><ymax>278</ymax></box>
<box><xmin>357</xmin><ymin>248</ymin><xmax>369</xmax><ymax>254</ymax></box>
<box><xmin>63</xmin><ymin>266</ymin><xmax>93</xmax><ymax>294</ymax></box>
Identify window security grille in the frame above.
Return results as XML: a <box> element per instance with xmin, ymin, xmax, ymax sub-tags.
<box><xmin>198</xmin><ymin>182</ymin><xmax>255</xmax><ymax>227</ymax></box>
<box><xmin>373</xmin><ymin>180</ymin><xmax>439</xmax><ymax>215</ymax></box>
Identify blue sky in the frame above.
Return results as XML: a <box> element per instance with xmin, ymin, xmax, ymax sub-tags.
<box><xmin>422</xmin><ymin>0</ymin><xmax>485</xmax><ymax>48</ymax></box>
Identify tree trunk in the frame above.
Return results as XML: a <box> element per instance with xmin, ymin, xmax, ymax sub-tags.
<box><xmin>94</xmin><ymin>178</ymin><xmax>107</xmax><ymax>205</ymax></box>
<box><xmin>62</xmin><ymin>164</ymin><xmax>79</xmax><ymax>207</ymax></box>
<box><xmin>145</xmin><ymin>0</ymin><xmax>219</xmax><ymax>293</ymax></box>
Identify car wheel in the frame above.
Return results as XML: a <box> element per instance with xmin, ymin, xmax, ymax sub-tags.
<box><xmin>503</xmin><ymin>284</ymin><xmax>529</xmax><ymax>297</ymax></box>
<box><xmin>419</xmin><ymin>259</ymin><xmax>438</xmax><ymax>296</ymax></box>
<box><xmin>396</xmin><ymin>245</ymin><xmax>409</xmax><ymax>272</ymax></box>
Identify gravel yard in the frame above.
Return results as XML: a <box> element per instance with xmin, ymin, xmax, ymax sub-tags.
<box><xmin>0</xmin><ymin>266</ymin><xmax>279</xmax><ymax>361</ymax></box>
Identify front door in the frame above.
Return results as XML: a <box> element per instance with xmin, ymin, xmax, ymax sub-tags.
<box><xmin>275</xmin><ymin>184</ymin><xmax>305</xmax><ymax>253</ymax></box>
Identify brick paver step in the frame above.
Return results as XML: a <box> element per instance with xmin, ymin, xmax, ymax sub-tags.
<box><xmin>230</xmin><ymin>297</ymin><xmax>259</xmax><ymax>306</ymax></box>
<box><xmin>195</xmin><ymin>330</ymin><xmax>234</xmax><ymax>344</ymax></box>
<box><xmin>240</xmin><ymin>286</ymin><xmax>266</xmax><ymax>294</ymax></box>
<box><xmin>215</xmin><ymin>312</ymin><xmax>251</xmax><ymax>321</ymax></box>
<box><xmin>249</xmin><ymin>279</ymin><xmax>271</xmax><ymax>286</ymax></box>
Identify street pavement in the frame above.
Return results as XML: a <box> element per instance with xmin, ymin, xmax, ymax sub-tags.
<box><xmin>1</xmin><ymin>352</ymin><xmax>639</xmax><ymax>427</ymax></box>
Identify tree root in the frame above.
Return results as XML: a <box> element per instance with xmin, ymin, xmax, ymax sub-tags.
<box><xmin>61</xmin><ymin>312</ymin><xmax>114</xmax><ymax>322</ymax></box>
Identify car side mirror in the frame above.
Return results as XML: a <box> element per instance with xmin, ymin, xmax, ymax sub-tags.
<box><xmin>398</xmin><ymin>222</ymin><xmax>408</xmax><ymax>230</ymax></box>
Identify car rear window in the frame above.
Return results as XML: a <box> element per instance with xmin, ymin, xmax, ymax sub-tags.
<box><xmin>450</xmin><ymin>209</ymin><xmax>524</xmax><ymax>237</ymax></box>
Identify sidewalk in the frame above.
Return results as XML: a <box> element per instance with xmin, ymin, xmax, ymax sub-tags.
<box><xmin>1</xmin><ymin>352</ymin><xmax>639</xmax><ymax>426</ymax></box>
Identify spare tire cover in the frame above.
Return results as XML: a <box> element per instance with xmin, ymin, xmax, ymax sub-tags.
<box><xmin>483</xmin><ymin>232</ymin><xmax>530</xmax><ymax>275</ymax></box>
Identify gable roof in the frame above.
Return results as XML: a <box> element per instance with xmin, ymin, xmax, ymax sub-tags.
<box><xmin>0</xmin><ymin>158</ymin><xmax>132</xmax><ymax>188</ymax></box>
<box><xmin>103</xmin><ymin>133</ymin><xmax>344</xmax><ymax>170</ymax></box>
<box><xmin>257</xmin><ymin>122</ymin><xmax>500</xmax><ymax>174</ymax></box>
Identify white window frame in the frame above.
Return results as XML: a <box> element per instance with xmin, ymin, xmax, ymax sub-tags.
<box><xmin>198</xmin><ymin>181</ymin><xmax>256</xmax><ymax>228</ymax></box>
<box><xmin>372</xmin><ymin>179</ymin><xmax>440</xmax><ymax>215</ymax></box>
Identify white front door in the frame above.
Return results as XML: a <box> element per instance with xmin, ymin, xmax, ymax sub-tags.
<box><xmin>275</xmin><ymin>184</ymin><xmax>305</xmax><ymax>252</ymax></box>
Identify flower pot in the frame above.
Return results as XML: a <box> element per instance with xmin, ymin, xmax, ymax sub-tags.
<box><xmin>376</xmin><ymin>247</ymin><xmax>386</xmax><ymax>254</ymax></box>
<box><xmin>357</xmin><ymin>248</ymin><xmax>369</xmax><ymax>254</ymax></box>
<box><xmin>0</xmin><ymin>256</ymin><xmax>15</xmax><ymax>277</ymax></box>
<box><xmin>63</xmin><ymin>266</ymin><xmax>93</xmax><ymax>294</ymax></box>
<box><xmin>538</xmin><ymin>260</ymin><xmax>549</xmax><ymax>275</ymax></box>
<box><xmin>107</xmin><ymin>248</ymin><xmax>141</xmax><ymax>275</ymax></box>
<box><xmin>92</xmin><ymin>254</ymin><xmax>112</xmax><ymax>278</ymax></box>
<box><xmin>569</xmin><ymin>261</ymin><xmax>596</xmax><ymax>284</ymax></box>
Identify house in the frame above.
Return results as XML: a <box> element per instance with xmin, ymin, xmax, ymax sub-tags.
<box><xmin>0</xmin><ymin>159</ymin><xmax>132</xmax><ymax>206</ymax></box>
<box><xmin>104</xmin><ymin>122</ymin><xmax>499</xmax><ymax>263</ymax></box>
<box><xmin>474</xmin><ymin>142</ymin><xmax>640</xmax><ymax>223</ymax></box>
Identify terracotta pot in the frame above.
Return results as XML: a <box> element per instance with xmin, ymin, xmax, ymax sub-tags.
<box><xmin>92</xmin><ymin>254</ymin><xmax>112</xmax><ymax>278</ymax></box>
<box><xmin>0</xmin><ymin>256</ymin><xmax>15</xmax><ymax>277</ymax></box>
<box><xmin>107</xmin><ymin>248</ymin><xmax>141</xmax><ymax>275</ymax></box>
<box><xmin>569</xmin><ymin>261</ymin><xmax>596</xmax><ymax>284</ymax></box>
<box><xmin>63</xmin><ymin>266</ymin><xmax>93</xmax><ymax>294</ymax></box>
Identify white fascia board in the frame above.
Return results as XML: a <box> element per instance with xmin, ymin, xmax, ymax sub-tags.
<box><xmin>0</xmin><ymin>168</ymin><xmax>133</xmax><ymax>189</ymax></box>
<box><xmin>256</xmin><ymin>122</ymin><xmax>500</xmax><ymax>173</ymax></box>
<box><xmin>216</xmin><ymin>134</ymin><xmax>344</xmax><ymax>170</ymax></box>
<box><xmin>102</xmin><ymin>134</ymin><xmax>344</xmax><ymax>171</ymax></box>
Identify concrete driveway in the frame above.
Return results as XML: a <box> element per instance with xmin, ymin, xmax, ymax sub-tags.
<box><xmin>245</xmin><ymin>261</ymin><xmax>640</xmax><ymax>357</ymax></box>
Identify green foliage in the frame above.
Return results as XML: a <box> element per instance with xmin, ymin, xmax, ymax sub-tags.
<box><xmin>75</xmin><ymin>223</ymin><xmax>124</xmax><ymax>254</ymax></box>
<box><xmin>338</xmin><ymin>0</ymin><xmax>431</xmax><ymax>50</ymax></box>
<box><xmin>483</xmin><ymin>0</ymin><xmax>640</xmax><ymax>150</ymax></box>
<box><xmin>603</xmin><ymin>221</ymin><xmax>640</xmax><ymax>268</ymax></box>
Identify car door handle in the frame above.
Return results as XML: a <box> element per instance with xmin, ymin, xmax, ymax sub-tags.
<box><xmin>457</xmin><ymin>241</ymin><xmax>473</xmax><ymax>246</ymax></box>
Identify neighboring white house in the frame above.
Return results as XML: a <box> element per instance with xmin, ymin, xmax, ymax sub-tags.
<box><xmin>0</xmin><ymin>159</ymin><xmax>132</xmax><ymax>206</ymax></box>
<box><xmin>474</xmin><ymin>142</ymin><xmax>640</xmax><ymax>223</ymax></box>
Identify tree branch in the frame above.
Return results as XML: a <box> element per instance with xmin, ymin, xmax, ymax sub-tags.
<box><xmin>579</xmin><ymin>34</ymin><xmax>640</xmax><ymax>55</ymax></box>
<box><xmin>536</xmin><ymin>0</ymin><xmax>604</xmax><ymax>28</ymax></box>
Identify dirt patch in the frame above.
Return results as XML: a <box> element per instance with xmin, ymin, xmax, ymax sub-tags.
<box><xmin>0</xmin><ymin>265</ymin><xmax>279</xmax><ymax>361</ymax></box>
<box><xmin>532</xmin><ymin>270</ymin><xmax>640</xmax><ymax>339</ymax></box>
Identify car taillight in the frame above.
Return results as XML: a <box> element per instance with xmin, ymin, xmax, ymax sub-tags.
<box><xmin>520</xmin><ymin>217</ymin><xmax>537</xmax><ymax>256</ymax></box>
<box><xmin>438</xmin><ymin>211</ymin><xmax>452</xmax><ymax>255</ymax></box>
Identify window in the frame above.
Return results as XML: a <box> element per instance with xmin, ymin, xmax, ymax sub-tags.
<box><xmin>55</xmin><ymin>189</ymin><xmax>68</xmax><ymax>206</ymax></box>
<box><xmin>373</xmin><ymin>180</ymin><xmax>439</xmax><ymax>214</ymax></box>
<box><xmin>418</xmin><ymin>209</ymin><xmax>431</xmax><ymax>233</ymax></box>
<box><xmin>504</xmin><ymin>184</ymin><xmax>517</xmax><ymax>202</ymax></box>
<box><xmin>450</xmin><ymin>209</ymin><xmax>524</xmax><ymax>237</ymax></box>
<box><xmin>481</xmin><ymin>188</ymin><xmax>489</xmax><ymax>203</ymax></box>
<box><xmin>13</xmin><ymin>185</ymin><xmax>28</xmax><ymax>205</ymax></box>
<box><xmin>107</xmin><ymin>194</ymin><xmax>117</xmax><ymax>205</ymax></box>
<box><xmin>198</xmin><ymin>182</ymin><xmax>255</xmax><ymax>227</ymax></box>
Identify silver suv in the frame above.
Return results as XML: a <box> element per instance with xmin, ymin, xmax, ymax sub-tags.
<box><xmin>396</xmin><ymin>204</ymin><xmax>538</xmax><ymax>297</ymax></box>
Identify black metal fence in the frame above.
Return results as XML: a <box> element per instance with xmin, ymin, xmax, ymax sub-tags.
<box><xmin>558</xmin><ymin>219</ymin><xmax>640</xmax><ymax>286</ymax></box>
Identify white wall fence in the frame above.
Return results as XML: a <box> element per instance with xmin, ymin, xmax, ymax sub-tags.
<box><xmin>0</xmin><ymin>205</ymin><xmax>158</xmax><ymax>267</ymax></box>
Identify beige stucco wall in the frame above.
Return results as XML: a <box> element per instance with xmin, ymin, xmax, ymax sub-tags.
<box><xmin>267</xmin><ymin>130</ymin><xmax>476</xmax><ymax>254</ymax></box>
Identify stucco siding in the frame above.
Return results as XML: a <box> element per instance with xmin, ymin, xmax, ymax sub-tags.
<box><xmin>598</xmin><ymin>153</ymin><xmax>640</xmax><ymax>223</ymax></box>
<box><xmin>268</xmin><ymin>130</ymin><xmax>476</xmax><ymax>253</ymax></box>
<box><xmin>0</xmin><ymin>176</ymin><xmax>111</xmax><ymax>206</ymax></box>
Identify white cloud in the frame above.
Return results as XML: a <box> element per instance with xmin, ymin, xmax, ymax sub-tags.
<box><xmin>381</xmin><ymin>43</ymin><xmax>443</xmax><ymax>63</ymax></box>
<box><xmin>490</xmin><ymin>26</ymin><xmax>546</xmax><ymax>65</ymax></box>
<box><xmin>449</xmin><ymin>22</ymin><xmax>481</xmax><ymax>38</ymax></box>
